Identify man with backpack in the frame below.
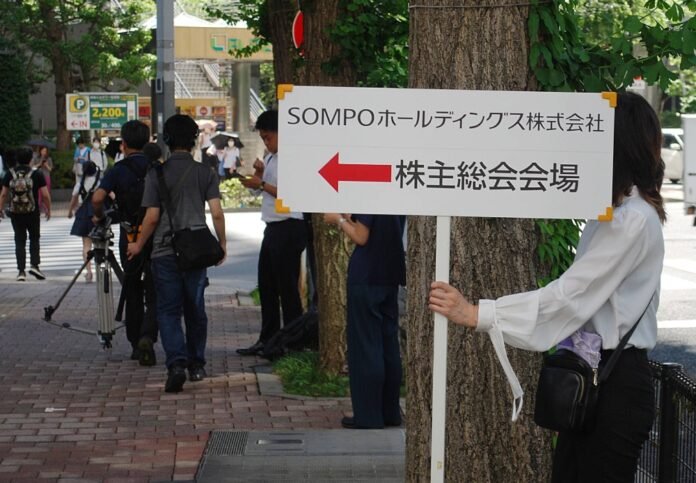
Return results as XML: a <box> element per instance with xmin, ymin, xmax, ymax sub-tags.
<box><xmin>92</xmin><ymin>120</ymin><xmax>158</xmax><ymax>366</ymax></box>
<box><xmin>0</xmin><ymin>147</ymin><xmax>51</xmax><ymax>281</ymax></box>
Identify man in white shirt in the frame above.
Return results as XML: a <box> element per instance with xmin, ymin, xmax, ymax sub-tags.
<box><xmin>238</xmin><ymin>110</ymin><xmax>307</xmax><ymax>356</ymax></box>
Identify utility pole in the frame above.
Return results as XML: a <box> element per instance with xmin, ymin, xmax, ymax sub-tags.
<box><xmin>156</xmin><ymin>1</ymin><xmax>176</xmax><ymax>151</ymax></box>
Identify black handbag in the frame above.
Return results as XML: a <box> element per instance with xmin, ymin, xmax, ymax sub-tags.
<box><xmin>533</xmin><ymin>299</ymin><xmax>652</xmax><ymax>433</ymax></box>
<box><xmin>156</xmin><ymin>164</ymin><xmax>224</xmax><ymax>271</ymax></box>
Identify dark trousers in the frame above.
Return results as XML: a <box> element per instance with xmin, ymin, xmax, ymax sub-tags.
<box><xmin>552</xmin><ymin>348</ymin><xmax>655</xmax><ymax>482</ymax></box>
<box><xmin>11</xmin><ymin>212</ymin><xmax>40</xmax><ymax>271</ymax></box>
<box><xmin>346</xmin><ymin>284</ymin><xmax>403</xmax><ymax>428</ymax></box>
<box><xmin>120</xmin><ymin>236</ymin><xmax>158</xmax><ymax>348</ymax></box>
<box><xmin>258</xmin><ymin>219</ymin><xmax>307</xmax><ymax>343</ymax></box>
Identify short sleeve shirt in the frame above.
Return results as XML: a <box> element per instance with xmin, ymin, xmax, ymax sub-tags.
<box><xmin>141</xmin><ymin>152</ymin><xmax>220</xmax><ymax>258</ymax></box>
<box><xmin>2</xmin><ymin>166</ymin><xmax>46</xmax><ymax>214</ymax></box>
<box><xmin>347</xmin><ymin>214</ymin><xmax>406</xmax><ymax>286</ymax></box>
<box><xmin>99</xmin><ymin>153</ymin><xmax>150</xmax><ymax>195</ymax></box>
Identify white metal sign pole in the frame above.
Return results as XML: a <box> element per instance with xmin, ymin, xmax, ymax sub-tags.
<box><xmin>430</xmin><ymin>215</ymin><xmax>451</xmax><ymax>483</ymax></box>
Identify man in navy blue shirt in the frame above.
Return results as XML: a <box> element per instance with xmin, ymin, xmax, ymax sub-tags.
<box><xmin>92</xmin><ymin>120</ymin><xmax>158</xmax><ymax>366</ymax></box>
<box><xmin>324</xmin><ymin>212</ymin><xmax>406</xmax><ymax>429</ymax></box>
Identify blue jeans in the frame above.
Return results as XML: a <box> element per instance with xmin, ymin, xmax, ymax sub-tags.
<box><xmin>151</xmin><ymin>254</ymin><xmax>208</xmax><ymax>369</ymax></box>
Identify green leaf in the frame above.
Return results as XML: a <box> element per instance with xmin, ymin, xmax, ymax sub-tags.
<box><xmin>624</xmin><ymin>16</ymin><xmax>644</xmax><ymax>34</ymax></box>
<box><xmin>530</xmin><ymin>44</ymin><xmax>541</xmax><ymax>67</ymax></box>
<box><xmin>540</xmin><ymin>9</ymin><xmax>559</xmax><ymax>36</ymax></box>
<box><xmin>540</xmin><ymin>45</ymin><xmax>554</xmax><ymax>68</ymax></box>
<box><xmin>529</xmin><ymin>12</ymin><xmax>540</xmax><ymax>41</ymax></box>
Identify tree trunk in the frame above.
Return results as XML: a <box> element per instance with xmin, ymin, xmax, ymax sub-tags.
<box><xmin>266</xmin><ymin>0</ymin><xmax>299</xmax><ymax>85</ymax></box>
<box><xmin>301</xmin><ymin>1</ymin><xmax>358</xmax><ymax>374</ymax></box>
<box><xmin>406</xmin><ymin>2</ymin><xmax>553</xmax><ymax>482</ymax></box>
<box><xmin>41</xmin><ymin>2</ymin><xmax>71</xmax><ymax>151</ymax></box>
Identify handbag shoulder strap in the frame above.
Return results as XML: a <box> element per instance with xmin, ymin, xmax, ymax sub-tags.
<box><xmin>156</xmin><ymin>162</ymin><xmax>195</xmax><ymax>232</ymax></box>
<box><xmin>598</xmin><ymin>294</ymin><xmax>654</xmax><ymax>383</ymax></box>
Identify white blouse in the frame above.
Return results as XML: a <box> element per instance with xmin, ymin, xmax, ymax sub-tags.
<box><xmin>476</xmin><ymin>187</ymin><xmax>664</xmax><ymax>420</ymax></box>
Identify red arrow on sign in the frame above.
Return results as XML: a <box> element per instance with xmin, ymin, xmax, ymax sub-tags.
<box><xmin>318</xmin><ymin>153</ymin><xmax>392</xmax><ymax>192</ymax></box>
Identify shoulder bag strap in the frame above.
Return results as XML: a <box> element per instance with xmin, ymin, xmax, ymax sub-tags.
<box><xmin>155</xmin><ymin>162</ymin><xmax>195</xmax><ymax>232</ymax></box>
<box><xmin>598</xmin><ymin>294</ymin><xmax>654</xmax><ymax>383</ymax></box>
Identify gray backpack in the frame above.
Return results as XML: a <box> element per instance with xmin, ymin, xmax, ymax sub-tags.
<box><xmin>9</xmin><ymin>167</ymin><xmax>35</xmax><ymax>214</ymax></box>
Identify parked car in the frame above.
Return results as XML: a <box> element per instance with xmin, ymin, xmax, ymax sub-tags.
<box><xmin>662</xmin><ymin>128</ymin><xmax>684</xmax><ymax>184</ymax></box>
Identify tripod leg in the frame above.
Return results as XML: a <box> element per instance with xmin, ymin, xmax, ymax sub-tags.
<box><xmin>43</xmin><ymin>252</ymin><xmax>93</xmax><ymax>321</ymax></box>
<box><xmin>108</xmin><ymin>251</ymin><xmax>124</xmax><ymax>284</ymax></box>
<box><xmin>96</xmin><ymin>254</ymin><xmax>116</xmax><ymax>349</ymax></box>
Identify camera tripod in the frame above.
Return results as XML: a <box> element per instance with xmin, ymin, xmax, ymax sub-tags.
<box><xmin>43</xmin><ymin>218</ymin><xmax>125</xmax><ymax>349</ymax></box>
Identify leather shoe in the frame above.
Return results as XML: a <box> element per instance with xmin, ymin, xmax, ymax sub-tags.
<box><xmin>137</xmin><ymin>337</ymin><xmax>156</xmax><ymax>367</ymax></box>
<box><xmin>165</xmin><ymin>365</ymin><xmax>186</xmax><ymax>393</ymax></box>
<box><xmin>188</xmin><ymin>364</ymin><xmax>207</xmax><ymax>382</ymax></box>
<box><xmin>341</xmin><ymin>417</ymin><xmax>383</xmax><ymax>430</ymax></box>
<box><xmin>236</xmin><ymin>341</ymin><xmax>264</xmax><ymax>356</ymax></box>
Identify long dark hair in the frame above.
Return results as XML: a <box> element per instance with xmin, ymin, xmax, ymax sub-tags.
<box><xmin>613</xmin><ymin>92</ymin><xmax>666</xmax><ymax>223</ymax></box>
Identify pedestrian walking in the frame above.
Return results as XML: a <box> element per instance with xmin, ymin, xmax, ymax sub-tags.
<box><xmin>127</xmin><ymin>114</ymin><xmax>226</xmax><ymax>393</ymax></box>
<box><xmin>428</xmin><ymin>91</ymin><xmax>665</xmax><ymax>482</ymax></box>
<box><xmin>33</xmin><ymin>146</ymin><xmax>53</xmax><ymax>214</ymax></box>
<box><xmin>68</xmin><ymin>157</ymin><xmax>102</xmax><ymax>282</ymax></box>
<box><xmin>92</xmin><ymin>120</ymin><xmax>159</xmax><ymax>366</ymax></box>
<box><xmin>0</xmin><ymin>147</ymin><xmax>51</xmax><ymax>281</ymax></box>
<box><xmin>324</xmin><ymin>213</ymin><xmax>406</xmax><ymax>429</ymax></box>
<box><xmin>237</xmin><ymin>110</ymin><xmax>307</xmax><ymax>356</ymax></box>
<box><xmin>73</xmin><ymin>138</ymin><xmax>90</xmax><ymax>182</ymax></box>
<box><xmin>88</xmin><ymin>138</ymin><xmax>108</xmax><ymax>172</ymax></box>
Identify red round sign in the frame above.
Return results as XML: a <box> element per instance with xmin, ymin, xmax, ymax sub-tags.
<box><xmin>292</xmin><ymin>11</ymin><xmax>304</xmax><ymax>50</ymax></box>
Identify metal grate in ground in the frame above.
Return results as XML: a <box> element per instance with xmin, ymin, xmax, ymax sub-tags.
<box><xmin>197</xmin><ymin>430</ymin><xmax>405</xmax><ymax>482</ymax></box>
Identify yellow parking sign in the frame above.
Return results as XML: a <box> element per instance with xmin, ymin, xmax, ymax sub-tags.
<box><xmin>69</xmin><ymin>95</ymin><xmax>87</xmax><ymax>113</ymax></box>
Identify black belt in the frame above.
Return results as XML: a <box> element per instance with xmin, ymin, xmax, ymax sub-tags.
<box><xmin>267</xmin><ymin>218</ymin><xmax>303</xmax><ymax>225</ymax></box>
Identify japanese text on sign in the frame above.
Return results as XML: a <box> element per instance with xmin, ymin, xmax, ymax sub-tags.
<box><xmin>394</xmin><ymin>160</ymin><xmax>579</xmax><ymax>192</ymax></box>
<box><xmin>287</xmin><ymin>107</ymin><xmax>606</xmax><ymax>132</ymax></box>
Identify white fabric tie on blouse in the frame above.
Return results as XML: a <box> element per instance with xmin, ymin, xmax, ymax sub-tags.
<box><xmin>475</xmin><ymin>188</ymin><xmax>664</xmax><ymax>421</ymax></box>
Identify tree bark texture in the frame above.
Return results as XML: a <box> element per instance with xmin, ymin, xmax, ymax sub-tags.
<box><xmin>266</xmin><ymin>0</ymin><xmax>300</xmax><ymax>85</ymax></box>
<box><xmin>40</xmin><ymin>2</ymin><xmax>71</xmax><ymax>151</ymax></box>
<box><xmin>301</xmin><ymin>1</ymin><xmax>358</xmax><ymax>374</ymax></box>
<box><xmin>406</xmin><ymin>2</ymin><xmax>553</xmax><ymax>482</ymax></box>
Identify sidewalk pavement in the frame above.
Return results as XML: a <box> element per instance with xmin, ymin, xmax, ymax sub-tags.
<box><xmin>0</xmin><ymin>279</ymin><xmax>353</xmax><ymax>482</ymax></box>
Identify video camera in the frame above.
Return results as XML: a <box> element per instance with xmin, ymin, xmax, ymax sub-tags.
<box><xmin>89</xmin><ymin>215</ymin><xmax>114</xmax><ymax>243</ymax></box>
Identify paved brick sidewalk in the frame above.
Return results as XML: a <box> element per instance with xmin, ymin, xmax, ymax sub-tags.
<box><xmin>0</xmin><ymin>280</ymin><xmax>352</xmax><ymax>482</ymax></box>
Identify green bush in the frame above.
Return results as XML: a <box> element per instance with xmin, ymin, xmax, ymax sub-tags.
<box><xmin>219</xmin><ymin>178</ymin><xmax>262</xmax><ymax>209</ymax></box>
<box><xmin>50</xmin><ymin>151</ymin><xmax>77</xmax><ymax>189</ymax></box>
<box><xmin>273</xmin><ymin>351</ymin><xmax>350</xmax><ymax>398</ymax></box>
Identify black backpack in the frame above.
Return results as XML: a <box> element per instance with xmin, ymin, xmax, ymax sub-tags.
<box><xmin>260</xmin><ymin>310</ymin><xmax>319</xmax><ymax>361</ymax></box>
<box><xmin>116</xmin><ymin>156</ymin><xmax>149</xmax><ymax>226</ymax></box>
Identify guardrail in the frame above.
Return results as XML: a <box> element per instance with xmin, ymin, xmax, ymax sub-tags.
<box><xmin>636</xmin><ymin>361</ymin><xmax>696</xmax><ymax>482</ymax></box>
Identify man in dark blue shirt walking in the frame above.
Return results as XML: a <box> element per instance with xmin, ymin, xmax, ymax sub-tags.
<box><xmin>92</xmin><ymin>120</ymin><xmax>158</xmax><ymax>366</ymax></box>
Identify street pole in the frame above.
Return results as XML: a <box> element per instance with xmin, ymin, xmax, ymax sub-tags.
<box><xmin>156</xmin><ymin>0</ymin><xmax>176</xmax><ymax>154</ymax></box>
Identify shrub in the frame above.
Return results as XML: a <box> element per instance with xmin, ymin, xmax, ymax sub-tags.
<box><xmin>219</xmin><ymin>178</ymin><xmax>261</xmax><ymax>209</ymax></box>
<box><xmin>50</xmin><ymin>151</ymin><xmax>77</xmax><ymax>189</ymax></box>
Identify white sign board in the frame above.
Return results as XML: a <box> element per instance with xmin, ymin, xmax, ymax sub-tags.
<box><xmin>278</xmin><ymin>86</ymin><xmax>615</xmax><ymax>220</ymax></box>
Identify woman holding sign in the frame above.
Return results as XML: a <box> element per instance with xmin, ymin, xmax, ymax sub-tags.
<box><xmin>428</xmin><ymin>91</ymin><xmax>665</xmax><ymax>482</ymax></box>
